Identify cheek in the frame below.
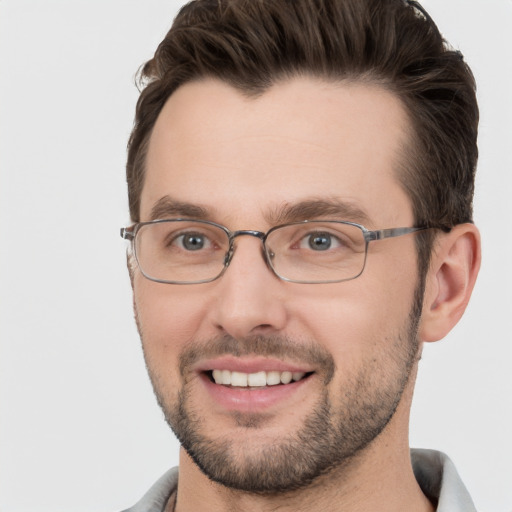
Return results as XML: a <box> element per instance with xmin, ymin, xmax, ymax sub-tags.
<box><xmin>288</xmin><ymin>268</ymin><xmax>418</xmax><ymax>360</ymax></box>
<box><xmin>133</xmin><ymin>276</ymin><xmax>209</xmax><ymax>360</ymax></box>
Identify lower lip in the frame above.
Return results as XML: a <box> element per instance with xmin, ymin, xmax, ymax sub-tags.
<box><xmin>200</xmin><ymin>373</ymin><xmax>312</xmax><ymax>412</ymax></box>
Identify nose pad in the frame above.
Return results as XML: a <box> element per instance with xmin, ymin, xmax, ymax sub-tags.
<box><xmin>264</xmin><ymin>246</ymin><xmax>276</xmax><ymax>265</ymax></box>
<box><xmin>223</xmin><ymin>230</ymin><xmax>271</xmax><ymax>270</ymax></box>
<box><xmin>209</xmin><ymin>235</ymin><xmax>287</xmax><ymax>338</ymax></box>
<box><xmin>222</xmin><ymin>235</ymin><xmax>276</xmax><ymax>280</ymax></box>
<box><xmin>223</xmin><ymin>245</ymin><xmax>235</xmax><ymax>267</ymax></box>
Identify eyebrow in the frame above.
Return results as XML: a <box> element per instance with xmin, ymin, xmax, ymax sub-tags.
<box><xmin>267</xmin><ymin>198</ymin><xmax>372</xmax><ymax>226</ymax></box>
<box><xmin>149</xmin><ymin>196</ymin><xmax>210</xmax><ymax>221</ymax></box>
<box><xmin>149</xmin><ymin>195</ymin><xmax>372</xmax><ymax>226</ymax></box>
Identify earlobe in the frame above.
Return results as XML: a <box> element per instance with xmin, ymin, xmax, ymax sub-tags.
<box><xmin>419</xmin><ymin>224</ymin><xmax>481</xmax><ymax>342</ymax></box>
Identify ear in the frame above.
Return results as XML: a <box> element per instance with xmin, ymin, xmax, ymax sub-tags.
<box><xmin>419</xmin><ymin>223</ymin><xmax>481</xmax><ymax>342</ymax></box>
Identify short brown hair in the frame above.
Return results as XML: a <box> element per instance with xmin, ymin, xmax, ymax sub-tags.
<box><xmin>126</xmin><ymin>0</ymin><xmax>478</xmax><ymax>271</ymax></box>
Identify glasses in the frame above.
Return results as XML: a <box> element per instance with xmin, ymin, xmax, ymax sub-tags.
<box><xmin>120</xmin><ymin>219</ymin><xmax>429</xmax><ymax>285</ymax></box>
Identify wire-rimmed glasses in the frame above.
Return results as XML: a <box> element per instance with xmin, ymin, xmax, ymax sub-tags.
<box><xmin>121</xmin><ymin>218</ymin><xmax>429</xmax><ymax>284</ymax></box>
<box><xmin>121</xmin><ymin>218</ymin><xmax>428</xmax><ymax>284</ymax></box>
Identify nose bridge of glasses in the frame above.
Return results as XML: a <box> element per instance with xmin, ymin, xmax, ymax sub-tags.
<box><xmin>224</xmin><ymin>229</ymin><xmax>269</xmax><ymax>267</ymax></box>
<box><xmin>230</xmin><ymin>229</ymin><xmax>266</xmax><ymax>241</ymax></box>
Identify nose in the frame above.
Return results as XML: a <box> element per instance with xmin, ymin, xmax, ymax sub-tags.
<box><xmin>208</xmin><ymin>236</ymin><xmax>288</xmax><ymax>340</ymax></box>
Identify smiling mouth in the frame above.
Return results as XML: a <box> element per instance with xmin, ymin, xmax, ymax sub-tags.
<box><xmin>207</xmin><ymin>369</ymin><xmax>313</xmax><ymax>387</ymax></box>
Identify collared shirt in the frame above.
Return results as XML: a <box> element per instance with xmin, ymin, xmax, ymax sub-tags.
<box><xmin>122</xmin><ymin>449</ymin><xmax>477</xmax><ymax>512</ymax></box>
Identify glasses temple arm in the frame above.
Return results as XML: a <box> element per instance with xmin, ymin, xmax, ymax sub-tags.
<box><xmin>367</xmin><ymin>226</ymin><xmax>429</xmax><ymax>241</ymax></box>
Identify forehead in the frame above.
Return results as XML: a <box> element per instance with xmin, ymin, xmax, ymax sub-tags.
<box><xmin>142</xmin><ymin>77</ymin><xmax>413</xmax><ymax>227</ymax></box>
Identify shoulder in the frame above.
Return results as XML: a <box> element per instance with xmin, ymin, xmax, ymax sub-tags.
<box><xmin>120</xmin><ymin>467</ymin><xmax>179</xmax><ymax>512</ymax></box>
<box><xmin>411</xmin><ymin>448</ymin><xmax>477</xmax><ymax>512</ymax></box>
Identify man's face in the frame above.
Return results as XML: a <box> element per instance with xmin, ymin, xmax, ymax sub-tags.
<box><xmin>133</xmin><ymin>77</ymin><xmax>423</xmax><ymax>492</ymax></box>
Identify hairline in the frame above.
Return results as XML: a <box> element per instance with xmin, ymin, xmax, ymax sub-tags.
<box><xmin>132</xmin><ymin>72</ymin><xmax>422</xmax><ymax>222</ymax></box>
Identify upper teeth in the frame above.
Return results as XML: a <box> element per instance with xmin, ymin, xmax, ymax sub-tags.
<box><xmin>212</xmin><ymin>370</ymin><xmax>306</xmax><ymax>387</ymax></box>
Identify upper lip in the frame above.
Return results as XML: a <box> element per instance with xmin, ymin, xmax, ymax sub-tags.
<box><xmin>194</xmin><ymin>356</ymin><xmax>315</xmax><ymax>375</ymax></box>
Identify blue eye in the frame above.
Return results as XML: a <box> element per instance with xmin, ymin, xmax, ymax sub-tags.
<box><xmin>177</xmin><ymin>233</ymin><xmax>210</xmax><ymax>251</ymax></box>
<box><xmin>300</xmin><ymin>232</ymin><xmax>342</xmax><ymax>251</ymax></box>
<box><xmin>308</xmin><ymin>233</ymin><xmax>332</xmax><ymax>251</ymax></box>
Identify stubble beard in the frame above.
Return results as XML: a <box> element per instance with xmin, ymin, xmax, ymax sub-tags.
<box><xmin>138</xmin><ymin>283</ymin><xmax>423</xmax><ymax>494</ymax></box>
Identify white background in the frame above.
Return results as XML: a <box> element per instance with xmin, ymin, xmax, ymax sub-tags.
<box><xmin>0</xmin><ymin>1</ymin><xmax>511</xmax><ymax>511</ymax></box>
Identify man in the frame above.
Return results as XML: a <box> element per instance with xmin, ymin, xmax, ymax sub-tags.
<box><xmin>120</xmin><ymin>0</ymin><xmax>481</xmax><ymax>510</ymax></box>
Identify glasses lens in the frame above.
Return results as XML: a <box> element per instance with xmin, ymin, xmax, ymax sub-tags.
<box><xmin>265</xmin><ymin>221</ymin><xmax>367</xmax><ymax>283</ymax></box>
<box><xmin>134</xmin><ymin>220</ymin><xmax>229</xmax><ymax>283</ymax></box>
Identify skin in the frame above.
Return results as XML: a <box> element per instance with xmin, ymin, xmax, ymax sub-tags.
<box><xmin>132</xmin><ymin>77</ymin><xmax>480</xmax><ymax>512</ymax></box>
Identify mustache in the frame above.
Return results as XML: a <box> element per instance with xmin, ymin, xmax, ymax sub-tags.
<box><xmin>178</xmin><ymin>334</ymin><xmax>336</xmax><ymax>383</ymax></box>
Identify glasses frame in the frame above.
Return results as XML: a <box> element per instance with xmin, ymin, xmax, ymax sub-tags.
<box><xmin>121</xmin><ymin>218</ymin><xmax>432</xmax><ymax>285</ymax></box>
